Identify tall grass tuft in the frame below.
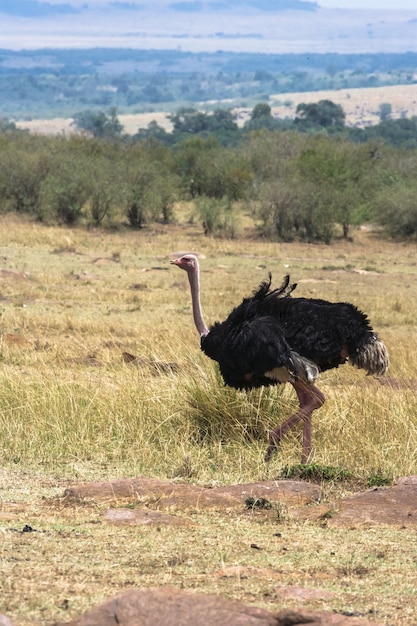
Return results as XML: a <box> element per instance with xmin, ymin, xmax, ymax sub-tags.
<box><xmin>183</xmin><ymin>359</ymin><xmax>287</xmax><ymax>444</ymax></box>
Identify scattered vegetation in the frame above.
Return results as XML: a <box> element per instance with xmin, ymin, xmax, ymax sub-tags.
<box><xmin>245</xmin><ymin>496</ymin><xmax>273</xmax><ymax>510</ymax></box>
<box><xmin>1</xmin><ymin>106</ymin><xmax>417</xmax><ymax>242</ymax></box>
<box><xmin>280</xmin><ymin>463</ymin><xmax>353</xmax><ymax>483</ymax></box>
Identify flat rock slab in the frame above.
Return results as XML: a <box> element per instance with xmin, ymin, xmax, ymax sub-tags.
<box><xmin>292</xmin><ymin>476</ymin><xmax>417</xmax><ymax>528</ymax></box>
<box><xmin>274</xmin><ymin>585</ymin><xmax>335</xmax><ymax>602</ymax></box>
<box><xmin>54</xmin><ymin>587</ymin><xmax>381</xmax><ymax>626</ymax></box>
<box><xmin>327</xmin><ymin>476</ymin><xmax>417</xmax><ymax>528</ymax></box>
<box><xmin>63</xmin><ymin>475</ymin><xmax>417</xmax><ymax>527</ymax></box>
<box><xmin>103</xmin><ymin>507</ymin><xmax>194</xmax><ymax>527</ymax></box>
<box><xmin>216</xmin><ymin>565</ymin><xmax>284</xmax><ymax>580</ymax></box>
<box><xmin>63</xmin><ymin>477</ymin><xmax>320</xmax><ymax>510</ymax></box>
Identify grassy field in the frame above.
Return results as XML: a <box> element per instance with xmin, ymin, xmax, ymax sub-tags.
<box><xmin>0</xmin><ymin>212</ymin><xmax>417</xmax><ymax>625</ymax></box>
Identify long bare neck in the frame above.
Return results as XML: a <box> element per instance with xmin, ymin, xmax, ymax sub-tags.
<box><xmin>187</xmin><ymin>263</ymin><xmax>209</xmax><ymax>337</ymax></box>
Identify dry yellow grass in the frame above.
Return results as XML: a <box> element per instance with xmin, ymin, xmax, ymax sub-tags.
<box><xmin>0</xmin><ymin>213</ymin><xmax>417</xmax><ymax>625</ymax></box>
<box><xmin>269</xmin><ymin>83</ymin><xmax>417</xmax><ymax>127</ymax></box>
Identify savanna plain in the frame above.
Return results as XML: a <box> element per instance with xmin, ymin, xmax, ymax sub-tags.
<box><xmin>0</xmin><ymin>212</ymin><xmax>417</xmax><ymax>625</ymax></box>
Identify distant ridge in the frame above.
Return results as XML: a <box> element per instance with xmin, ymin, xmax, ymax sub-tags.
<box><xmin>0</xmin><ymin>1</ymin><xmax>80</xmax><ymax>16</ymax></box>
<box><xmin>0</xmin><ymin>1</ymin><xmax>416</xmax><ymax>53</ymax></box>
<box><xmin>170</xmin><ymin>0</ymin><xmax>319</xmax><ymax>10</ymax></box>
<box><xmin>0</xmin><ymin>0</ymin><xmax>319</xmax><ymax>16</ymax></box>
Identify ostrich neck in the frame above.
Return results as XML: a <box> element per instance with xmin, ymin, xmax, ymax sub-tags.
<box><xmin>188</xmin><ymin>266</ymin><xmax>209</xmax><ymax>337</ymax></box>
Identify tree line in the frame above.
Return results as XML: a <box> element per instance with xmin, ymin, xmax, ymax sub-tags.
<box><xmin>1</xmin><ymin>48</ymin><xmax>417</xmax><ymax>119</ymax></box>
<box><xmin>72</xmin><ymin>101</ymin><xmax>417</xmax><ymax>149</ymax></box>
<box><xmin>1</xmin><ymin>101</ymin><xmax>417</xmax><ymax>242</ymax></box>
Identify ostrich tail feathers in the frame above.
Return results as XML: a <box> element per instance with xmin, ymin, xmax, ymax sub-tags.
<box><xmin>253</xmin><ymin>273</ymin><xmax>297</xmax><ymax>302</ymax></box>
<box><xmin>273</xmin><ymin>274</ymin><xmax>297</xmax><ymax>298</ymax></box>
<box><xmin>351</xmin><ymin>334</ymin><xmax>389</xmax><ymax>376</ymax></box>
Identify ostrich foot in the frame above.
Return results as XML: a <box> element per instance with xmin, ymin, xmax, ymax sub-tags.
<box><xmin>264</xmin><ymin>441</ymin><xmax>278</xmax><ymax>462</ymax></box>
<box><xmin>264</xmin><ymin>429</ymin><xmax>283</xmax><ymax>462</ymax></box>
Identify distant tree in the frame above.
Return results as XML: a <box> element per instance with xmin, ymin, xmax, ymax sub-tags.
<box><xmin>120</xmin><ymin>146</ymin><xmax>178</xmax><ymax>228</ymax></box>
<box><xmin>174</xmin><ymin>136</ymin><xmax>251</xmax><ymax>201</ymax></box>
<box><xmin>243</xmin><ymin>103</ymin><xmax>286</xmax><ymax>132</ymax></box>
<box><xmin>372</xmin><ymin>145</ymin><xmax>417</xmax><ymax>238</ymax></box>
<box><xmin>195</xmin><ymin>197</ymin><xmax>239</xmax><ymax>238</ymax></box>
<box><xmin>39</xmin><ymin>162</ymin><xmax>89</xmax><ymax>225</ymax></box>
<box><xmin>168</xmin><ymin>107</ymin><xmax>239</xmax><ymax>144</ymax></box>
<box><xmin>296</xmin><ymin>136</ymin><xmax>377</xmax><ymax>239</ymax></box>
<box><xmin>0</xmin><ymin>134</ymin><xmax>51</xmax><ymax>215</ymax></box>
<box><xmin>243</xmin><ymin>129</ymin><xmax>304</xmax><ymax>184</ymax></box>
<box><xmin>0</xmin><ymin>118</ymin><xmax>25</xmax><ymax>134</ymax></box>
<box><xmin>257</xmin><ymin>179</ymin><xmax>301</xmax><ymax>242</ymax></box>
<box><xmin>72</xmin><ymin>107</ymin><xmax>123</xmax><ymax>138</ymax></box>
<box><xmin>294</xmin><ymin>99</ymin><xmax>346</xmax><ymax>132</ymax></box>
<box><xmin>379</xmin><ymin>102</ymin><xmax>392</xmax><ymax>122</ymax></box>
<box><xmin>361</xmin><ymin>118</ymin><xmax>417</xmax><ymax>149</ymax></box>
<box><xmin>375</xmin><ymin>181</ymin><xmax>417</xmax><ymax>239</ymax></box>
<box><xmin>169</xmin><ymin>108</ymin><xmax>208</xmax><ymax>136</ymax></box>
<box><xmin>251</xmin><ymin>103</ymin><xmax>273</xmax><ymax>120</ymax></box>
<box><xmin>133</xmin><ymin>121</ymin><xmax>171</xmax><ymax>144</ymax></box>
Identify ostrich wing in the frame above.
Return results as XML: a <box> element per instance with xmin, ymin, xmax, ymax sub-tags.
<box><xmin>203</xmin><ymin>316</ymin><xmax>294</xmax><ymax>390</ymax></box>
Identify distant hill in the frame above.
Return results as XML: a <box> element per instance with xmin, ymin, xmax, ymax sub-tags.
<box><xmin>1</xmin><ymin>47</ymin><xmax>417</xmax><ymax>120</ymax></box>
<box><xmin>0</xmin><ymin>0</ymin><xmax>319</xmax><ymax>17</ymax></box>
<box><xmin>0</xmin><ymin>1</ymin><xmax>80</xmax><ymax>16</ymax></box>
<box><xmin>0</xmin><ymin>1</ymin><xmax>416</xmax><ymax>54</ymax></box>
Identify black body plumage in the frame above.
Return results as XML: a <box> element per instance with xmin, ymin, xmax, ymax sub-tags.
<box><xmin>200</xmin><ymin>274</ymin><xmax>385</xmax><ymax>390</ymax></box>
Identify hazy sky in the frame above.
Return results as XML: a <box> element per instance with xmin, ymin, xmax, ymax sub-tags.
<box><xmin>319</xmin><ymin>0</ymin><xmax>416</xmax><ymax>8</ymax></box>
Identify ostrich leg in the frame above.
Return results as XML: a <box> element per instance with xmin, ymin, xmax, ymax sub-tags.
<box><xmin>264</xmin><ymin>380</ymin><xmax>325</xmax><ymax>462</ymax></box>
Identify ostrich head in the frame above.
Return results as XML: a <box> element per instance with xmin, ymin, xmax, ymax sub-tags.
<box><xmin>171</xmin><ymin>254</ymin><xmax>209</xmax><ymax>337</ymax></box>
<box><xmin>170</xmin><ymin>254</ymin><xmax>199</xmax><ymax>273</ymax></box>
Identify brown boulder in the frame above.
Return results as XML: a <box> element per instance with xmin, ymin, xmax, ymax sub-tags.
<box><xmin>290</xmin><ymin>476</ymin><xmax>417</xmax><ymax>527</ymax></box>
<box><xmin>103</xmin><ymin>507</ymin><xmax>194</xmax><ymax>527</ymax></box>
<box><xmin>63</xmin><ymin>477</ymin><xmax>320</xmax><ymax>510</ymax></box>
<box><xmin>274</xmin><ymin>585</ymin><xmax>335</xmax><ymax>602</ymax></box>
<box><xmin>54</xmin><ymin>587</ymin><xmax>278</xmax><ymax>626</ymax></box>
<box><xmin>54</xmin><ymin>588</ymin><xmax>381</xmax><ymax>626</ymax></box>
<box><xmin>327</xmin><ymin>475</ymin><xmax>417</xmax><ymax>528</ymax></box>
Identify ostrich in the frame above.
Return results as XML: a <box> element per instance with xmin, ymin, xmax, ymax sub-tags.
<box><xmin>171</xmin><ymin>254</ymin><xmax>389</xmax><ymax>462</ymax></box>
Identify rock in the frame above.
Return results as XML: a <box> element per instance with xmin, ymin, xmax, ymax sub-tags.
<box><xmin>290</xmin><ymin>476</ymin><xmax>417</xmax><ymax>528</ymax></box>
<box><xmin>394</xmin><ymin>475</ymin><xmax>417</xmax><ymax>486</ymax></box>
<box><xmin>0</xmin><ymin>616</ymin><xmax>16</xmax><ymax>626</ymax></box>
<box><xmin>214</xmin><ymin>480</ymin><xmax>319</xmax><ymax>507</ymax></box>
<box><xmin>274</xmin><ymin>584</ymin><xmax>335</xmax><ymax>602</ymax></box>
<box><xmin>54</xmin><ymin>587</ymin><xmax>279</xmax><ymax>626</ymax></box>
<box><xmin>274</xmin><ymin>609</ymin><xmax>379</xmax><ymax>625</ymax></box>
<box><xmin>327</xmin><ymin>477</ymin><xmax>417</xmax><ymax>528</ymax></box>
<box><xmin>103</xmin><ymin>508</ymin><xmax>194</xmax><ymax>527</ymax></box>
<box><xmin>216</xmin><ymin>565</ymin><xmax>283</xmax><ymax>580</ymax></box>
<box><xmin>63</xmin><ymin>477</ymin><xmax>320</xmax><ymax>510</ymax></box>
<box><xmin>54</xmin><ymin>588</ymin><xmax>381</xmax><ymax>626</ymax></box>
